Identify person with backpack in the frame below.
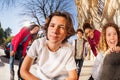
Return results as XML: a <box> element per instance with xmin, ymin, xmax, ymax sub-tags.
<box><xmin>9</xmin><ymin>22</ymin><xmax>40</xmax><ymax>80</ymax></box>
<box><xmin>72</xmin><ymin>29</ymin><xmax>88</xmax><ymax>79</ymax></box>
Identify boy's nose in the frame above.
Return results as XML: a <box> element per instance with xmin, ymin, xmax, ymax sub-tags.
<box><xmin>52</xmin><ymin>26</ymin><xmax>59</xmax><ymax>33</ymax></box>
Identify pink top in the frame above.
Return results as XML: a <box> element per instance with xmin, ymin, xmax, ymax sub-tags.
<box><xmin>11</xmin><ymin>27</ymin><xmax>32</xmax><ymax>57</ymax></box>
<box><xmin>88</xmin><ymin>30</ymin><xmax>101</xmax><ymax>56</ymax></box>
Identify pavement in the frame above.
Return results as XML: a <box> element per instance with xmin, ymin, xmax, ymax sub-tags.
<box><xmin>79</xmin><ymin>59</ymin><xmax>94</xmax><ymax>80</ymax></box>
<box><xmin>0</xmin><ymin>48</ymin><xmax>94</xmax><ymax>80</ymax></box>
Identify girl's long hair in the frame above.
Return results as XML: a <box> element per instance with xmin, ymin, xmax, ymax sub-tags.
<box><xmin>98</xmin><ymin>22</ymin><xmax>120</xmax><ymax>53</ymax></box>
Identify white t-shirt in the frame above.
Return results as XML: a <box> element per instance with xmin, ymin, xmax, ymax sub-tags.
<box><xmin>92</xmin><ymin>52</ymin><xmax>104</xmax><ymax>80</ymax></box>
<box><xmin>27</xmin><ymin>37</ymin><xmax>76</xmax><ymax>80</ymax></box>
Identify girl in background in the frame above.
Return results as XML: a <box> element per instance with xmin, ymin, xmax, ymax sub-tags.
<box><xmin>9</xmin><ymin>23</ymin><xmax>40</xmax><ymax>80</ymax></box>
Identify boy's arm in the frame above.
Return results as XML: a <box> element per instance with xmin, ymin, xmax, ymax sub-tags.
<box><xmin>65</xmin><ymin>69</ymin><xmax>78</xmax><ymax>80</ymax></box>
<box><xmin>20</xmin><ymin>55</ymin><xmax>40</xmax><ymax>80</ymax></box>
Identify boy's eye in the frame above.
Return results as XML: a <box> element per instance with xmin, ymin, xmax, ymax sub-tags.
<box><xmin>59</xmin><ymin>26</ymin><xmax>65</xmax><ymax>29</ymax></box>
<box><xmin>49</xmin><ymin>24</ymin><xmax>54</xmax><ymax>27</ymax></box>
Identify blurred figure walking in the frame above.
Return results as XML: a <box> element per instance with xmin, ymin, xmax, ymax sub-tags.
<box><xmin>9</xmin><ymin>22</ymin><xmax>40</xmax><ymax>80</ymax></box>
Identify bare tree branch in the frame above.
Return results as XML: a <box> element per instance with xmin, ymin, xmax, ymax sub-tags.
<box><xmin>22</xmin><ymin>0</ymin><xmax>73</xmax><ymax>26</ymax></box>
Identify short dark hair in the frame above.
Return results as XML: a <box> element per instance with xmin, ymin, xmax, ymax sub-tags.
<box><xmin>76</xmin><ymin>29</ymin><xmax>83</xmax><ymax>34</ymax></box>
<box><xmin>83</xmin><ymin>22</ymin><xmax>93</xmax><ymax>31</ymax></box>
<box><xmin>44</xmin><ymin>11</ymin><xmax>75</xmax><ymax>43</ymax></box>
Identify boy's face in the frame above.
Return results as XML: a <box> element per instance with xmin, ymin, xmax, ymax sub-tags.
<box><xmin>77</xmin><ymin>31</ymin><xmax>83</xmax><ymax>39</ymax></box>
<box><xmin>47</xmin><ymin>16</ymin><xmax>67</xmax><ymax>44</ymax></box>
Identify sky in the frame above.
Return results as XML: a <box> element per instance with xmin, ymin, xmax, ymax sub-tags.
<box><xmin>0</xmin><ymin>4</ymin><xmax>31</xmax><ymax>36</ymax></box>
<box><xmin>0</xmin><ymin>0</ymin><xmax>78</xmax><ymax>40</ymax></box>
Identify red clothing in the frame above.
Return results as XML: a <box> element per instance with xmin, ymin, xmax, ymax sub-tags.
<box><xmin>88</xmin><ymin>30</ymin><xmax>100</xmax><ymax>56</ymax></box>
<box><xmin>11</xmin><ymin>27</ymin><xmax>32</xmax><ymax>57</ymax></box>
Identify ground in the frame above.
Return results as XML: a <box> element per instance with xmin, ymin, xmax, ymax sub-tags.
<box><xmin>0</xmin><ymin>48</ymin><xmax>94</xmax><ymax>80</ymax></box>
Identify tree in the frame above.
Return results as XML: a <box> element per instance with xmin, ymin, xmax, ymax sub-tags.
<box><xmin>0</xmin><ymin>0</ymin><xmax>18</xmax><ymax>9</ymax></box>
<box><xmin>22</xmin><ymin>0</ymin><xmax>77</xmax><ymax>26</ymax></box>
<box><xmin>0</xmin><ymin>0</ymin><xmax>78</xmax><ymax>30</ymax></box>
<box><xmin>0</xmin><ymin>22</ymin><xmax>12</xmax><ymax>45</ymax></box>
<box><xmin>4</xmin><ymin>27</ymin><xmax>12</xmax><ymax>38</ymax></box>
<box><xmin>4</xmin><ymin>36</ymin><xmax>13</xmax><ymax>45</ymax></box>
<box><xmin>0</xmin><ymin>22</ymin><xmax>5</xmax><ymax>44</ymax></box>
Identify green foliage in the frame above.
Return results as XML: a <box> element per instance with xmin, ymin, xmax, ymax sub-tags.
<box><xmin>4</xmin><ymin>36</ymin><xmax>13</xmax><ymax>45</ymax></box>
<box><xmin>0</xmin><ymin>22</ymin><xmax>12</xmax><ymax>45</ymax></box>
<box><xmin>0</xmin><ymin>25</ymin><xmax>4</xmax><ymax>44</ymax></box>
<box><xmin>4</xmin><ymin>27</ymin><xmax>12</xmax><ymax>38</ymax></box>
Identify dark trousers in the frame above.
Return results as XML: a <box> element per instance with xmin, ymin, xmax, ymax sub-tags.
<box><xmin>75</xmin><ymin>59</ymin><xmax>84</xmax><ymax>76</ymax></box>
<box><xmin>18</xmin><ymin>57</ymin><xmax>24</xmax><ymax>80</ymax></box>
<box><xmin>9</xmin><ymin>57</ymin><xmax>24</xmax><ymax>80</ymax></box>
<box><xmin>9</xmin><ymin>44</ymin><xmax>24</xmax><ymax>80</ymax></box>
<box><xmin>88</xmin><ymin>75</ymin><xmax>94</xmax><ymax>80</ymax></box>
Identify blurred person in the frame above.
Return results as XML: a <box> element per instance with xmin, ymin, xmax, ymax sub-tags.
<box><xmin>83</xmin><ymin>22</ymin><xmax>101</xmax><ymax>57</ymax></box>
<box><xmin>72</xmin><ymin>29</ymin><xmax>88</xmax><ymax>79</ymax></box>
<box><xmin>9</xmin><ymin>23</ymin><xmax>40</xmax><ymax>80</ymax></box>
<box><xmin>20</xmin><ymin>11</ymin><xmax>78</xmax><ymax>80</ymax></box>
<box><xmin>89</xmin><ymin>23</ymin><xmax>120</xmax><ymax>80</ymax></box>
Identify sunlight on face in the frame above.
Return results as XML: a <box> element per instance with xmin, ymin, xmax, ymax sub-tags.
<box><xmin>47</xmin><ymin>16</ymin><xmax>67</xmax><ymax>43</ymax></box>
<box><xmin>106</xmin><ymin>27</ymin><xmax>118</xmax><ymax>48</ymax></box>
